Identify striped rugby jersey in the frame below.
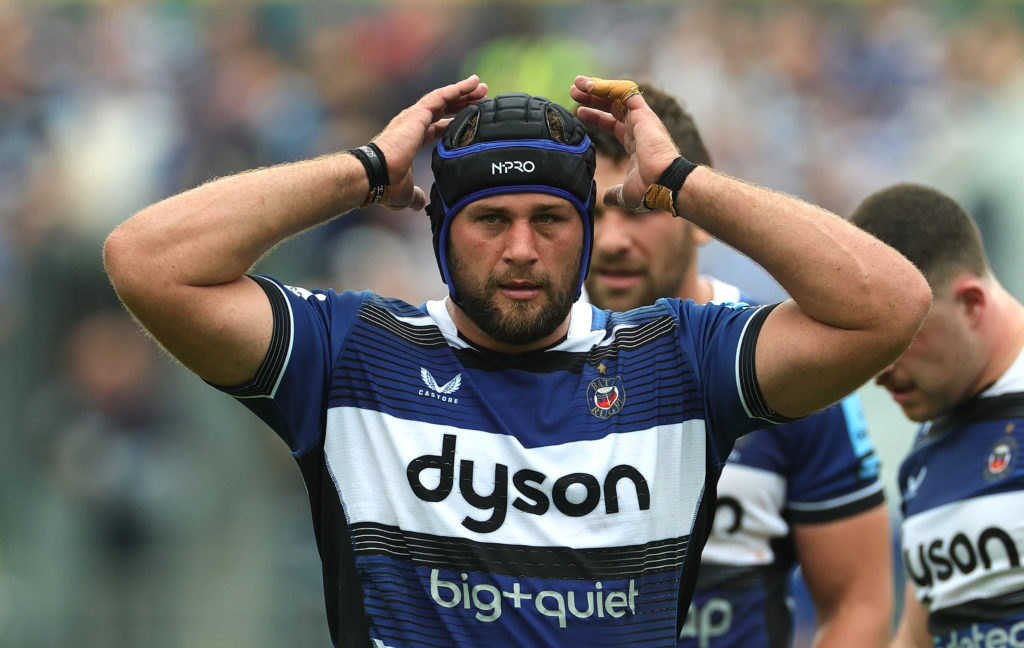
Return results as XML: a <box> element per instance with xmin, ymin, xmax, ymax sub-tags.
<box><xmin>680</xmin><ymin>279</ymin><xmax>884</xmax><ymax>648</ymax></box>
<box><xmin>897</xmin><ymin>349</ymin><xmax>1024</xmax><ymax>646</ymax></box>
<box><xmin>220</xmin><ymin>275</ymin><xmax>789</xmax><ymax>648</ymax></box>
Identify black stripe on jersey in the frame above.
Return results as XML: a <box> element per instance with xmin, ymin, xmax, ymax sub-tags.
<box><xmin>737</xmin><ymin>304</ymin><xmax>796</xmax><ymax>424</ymax></box>
<box><xmin>350</xmin><ymin>522</ymin><xmax>688</xmax><ymax>580</ymax></box>
<box><xmin>359</xmin><ymin>303</ymin><xmax>449</xmax><ymax>349</ymax></box>
<box><xmin>296</xmin><ymin>445</ymin><xmax>372</xmax><ymax>647</ymax></box>
<box><xmin>786</xmin><ymin>487</ymin><xmax>885</xmax><ymax>524</ymax></box>
<box><xmin>588</xmin><ymin>316</ymin><xmax>678</xmax><ymax>366</ymax></box>
<box><xmin>694</xmin><ymin>563</ymin><xmax>768</xmax><ymax>590</ymax></box>
<box><xmin>923</xmin><ymin>391</ymin><xmax>1024</xmax><ymax>445</ymax></box>
<box><xmin>454</xmin><ymin>346</ymin><xmax>588</xmax><ymax>373</ymax></box>
<box><xmin>214</xmin><ymin>274</ymin><xmax>291</xmax><ymax>398</ymax></box>
<box><xmin>928</xmin><ymin>585</ymin><xmax>1024</xmax><ymax>634</ymax></box>
<box><xmin>450</xmin><ymin>315</ymin><xmax>679</xmax><ymax>374</ymax></box>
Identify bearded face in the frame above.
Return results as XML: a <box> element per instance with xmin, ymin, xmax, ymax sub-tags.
<box><xmin>448</xmin><ymin>245</ymin><xmax>580</xmax><ymax>346</ymax></box>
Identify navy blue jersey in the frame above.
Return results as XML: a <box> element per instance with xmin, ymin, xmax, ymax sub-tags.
<box><xmin>219</xmin><ymin>275</ymin><xmax>790</xmax><ymax>648</ymax></box>
<box><xmin>897</xmin><ymin>352</ymin><xmax>1024</xmax><ymax>646</ymax></box>
<box><xmin>679</xmin><ymin>279</ymin><xmax>884</xmax><ymax>648</ymax></box>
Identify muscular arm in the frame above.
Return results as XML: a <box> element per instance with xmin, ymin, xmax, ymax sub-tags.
<box><xmin>890</xmin><ymin>585</ymin><xmax>934</xmax><ymax>648</ymax></box>
<box><xmin>103</xmin><ymin>76</ymin><xmax>487</xmax><ymax>387</ymax></box>
<box><xmin>677</xmin><ymin>167</ymin><xmax>930</xmax><ymax>417</ymax></box>
<box><xmin>793</xmin><ymin>505</ymin><xmax>893</xmax><ymax>648</ymax></box>
<box><xmin>571</xmin><ymin>77</ymin><xmax>931</xmax><ymax>418</ymax></box>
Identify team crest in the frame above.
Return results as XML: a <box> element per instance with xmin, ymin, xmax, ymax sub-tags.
<box><xmin>587</xmin><ymin>375</ymin><xmax>625</xmax><ymax>419</ymax></box>
<box><xmin>984</xmin><ymin>436</ymin><xmax>1017</xmax><ymax>482</ymax></box>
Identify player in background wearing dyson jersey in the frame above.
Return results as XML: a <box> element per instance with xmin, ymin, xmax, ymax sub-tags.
<box><xmin>851</xmin><ymin>185</ymin><xmax>1024</xmax><ymax>648</ymax></box>
<box><xmin>585</xmin><ymin>85</ymin><xmax>893</xmax><ymax>648</ymax></box>
<box><xmin>103</xmin><ymin>74</ymin><xmax>929</xmax><ymax>647</ymax></box>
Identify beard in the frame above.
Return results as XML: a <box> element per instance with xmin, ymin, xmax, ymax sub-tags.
<box><xmin>448</xmin><ymin>249</ymin><xmax>580</xmax><ymax>346</ymax></box>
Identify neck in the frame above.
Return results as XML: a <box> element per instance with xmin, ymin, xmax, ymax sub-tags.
<box><xmin>446</xmin><ymin>299</ymin><xmax>572</xmax><ymax>354</ymax></box>
<box><xmin>676</xmin><ymin>272</ymin><xmax>716</xmax><ymax>305</ymax></box>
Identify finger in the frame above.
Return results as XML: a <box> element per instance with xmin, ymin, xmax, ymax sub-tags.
<box><xmin>576</xmin><ymin>106</ymin><xmax>620</xmax><ymax>133</ymax></box>
<box><xmin>572</xmin><ymin>76</ymin><xmax>642</xmax><ymax>114</ymax></box>
<box><xmin>408</xmin><ymin>186</ymin><xmax>428</xmax><ymax>212</ymax></box>
<box><xmin>604</xmin><ymin>184</ymin><xmax>630</xmax><ymax>210</ymax></box>
<box><xmin>570</xmin><ymin>76</ymin><xmax>612</xmax><ymax>111</ymax></box>
<box><xmin>424</xmin><ymin>118</ymin><xmax>454</xmax><ymax>144</ymax></box>
<box><xmin>426</xmin><ymin>75</ymin><xmax>486</xmax><ymax>117</ymax></box>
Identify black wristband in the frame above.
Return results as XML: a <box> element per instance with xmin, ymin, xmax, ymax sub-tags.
<box><xmin>643</xmin><ymin>156</ymin><xmax>698</xmax><ymax>217</ymax></box>
<box><xmin>347</xmin><ymin>142</ymin><xmax>390</xmax><ymax>206</ymax></box>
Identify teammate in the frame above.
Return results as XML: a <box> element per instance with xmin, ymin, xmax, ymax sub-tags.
<box><xmin>585</xmin><ymin>85</ymin><xmax>893</xmax><ymax>648</ymax></box>
<box><xmin>849</xmin><ymin>184</ymin><xmax>1024</xmax><ymax>648</ymax></box>
<box><xmin>102</xmin><ymin>74</ymin><xmax>930</xmax><ymax>647</ymax></box>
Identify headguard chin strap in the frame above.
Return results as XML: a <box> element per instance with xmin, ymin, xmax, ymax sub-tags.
<box><xmin>425</xmin><ymin>93</ymin><xmax>596</xmax><ymax>302</ymax></box>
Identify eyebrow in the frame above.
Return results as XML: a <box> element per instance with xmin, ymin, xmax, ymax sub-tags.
<box><xmin>465</xmin><ymin>201</ymin><xmax>570</xmax><ymax>216</ymax></box>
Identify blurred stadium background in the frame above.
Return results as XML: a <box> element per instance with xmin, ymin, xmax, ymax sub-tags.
<box><xmin>2</xmin><ymin>0</ymin><xmax>1023</xmax><ymax>645</ymax></box>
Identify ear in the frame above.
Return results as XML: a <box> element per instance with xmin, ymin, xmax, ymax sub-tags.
<box><xmin>952</xmin><ymin>275</ymin><xmax>987</xmax><ymax>326</ymax></box>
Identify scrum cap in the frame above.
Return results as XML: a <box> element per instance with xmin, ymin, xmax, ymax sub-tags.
<box><xmin>426</xmin><ymin>93</ymin><xmax>597</xmax><ymax>302</ymax></box>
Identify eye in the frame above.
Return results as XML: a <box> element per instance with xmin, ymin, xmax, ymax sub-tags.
<box><xmin>534</xmin><ymin>211</ymin><xmax>571</xmax><ymax>226</ymax></box>
<box><xmin>476</xmin><ymin>213</ymin><xmax>503</xmax><ymax>225</ymax></box>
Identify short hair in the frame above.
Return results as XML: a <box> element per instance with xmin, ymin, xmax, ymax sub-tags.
<box><xmin>849</xmin><ymin>183</ymin><xmax>991</xmax><ymax>288</ymax></box>
<box><xmin>587</xmin><ymin>84</ymin><xmax>713</xmax><ymax>167</ymax></box>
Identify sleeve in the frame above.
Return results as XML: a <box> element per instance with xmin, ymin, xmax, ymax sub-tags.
<box><xmin>210</xmin><ymin>274</ymin><xmax>368</xmax><ymax>455</ymax></box>
<box><xmin>782</xmin><ymin>393</ymin><xmax>886</xmax><ymax>524</ymax></box>
<box><xmin>667</xmin><ymin>298</ymin><xmax>797</xmax><ymax>457</ymax></box>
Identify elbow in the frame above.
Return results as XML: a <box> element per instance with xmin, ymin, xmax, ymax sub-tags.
<box><xmin>103</xmin><ymin>224</ymin><xmax>134</xmax><ymax>294</ymax></box>
<box><xmin>103</xmin><ymin>221</ymin><xmax>156</xmax><ymax>306</ymax></box>
<box><xmin>103</xmin><ymin>225</ymin><xmax>128</xmax><ymax>291</ymax></box>
<box><xmin>880</xmin><ymin>266</ymin><xmax>932</xmax><ymax>360</ymax></box>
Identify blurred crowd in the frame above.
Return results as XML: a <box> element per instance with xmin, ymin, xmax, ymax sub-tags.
<box><xmin>2</xmin><ymin>1</ymin><xmax>1024</xmax><ymax>646</ymax></box>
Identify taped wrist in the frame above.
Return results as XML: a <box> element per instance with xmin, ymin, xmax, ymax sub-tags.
<box><xmin>642</xmin><ymin>156</ymin><xmax>697</xmax><ymax>217</ymax></box>
<box><xmin>347</xmin><ymin>142</ymin><xmax>390</xmax><ymax>207</ymax></box>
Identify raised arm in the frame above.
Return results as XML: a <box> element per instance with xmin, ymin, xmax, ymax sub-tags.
<box><xmin>571</xmin><ymin>76</ymin><xmax>930</xmax><ymax>418</ymax></box>
<box><xmin>103</xmin><ymin>76</ymin><xmax>487</xmax><ymax>387</ymax></box>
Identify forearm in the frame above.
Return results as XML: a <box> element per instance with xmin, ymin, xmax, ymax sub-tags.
<box><xmin>677</xmin><ymin>166</ymin><xmax>921</xmax><ymax>334</ymax></box>
<box><xmin>812</xmin><ymin>605</ymin><xmax>890</xmax><ymax>648</ymax></box>
<box><xmin>105</xmin><ymin>152</ymin><xmax>368</xmax><ymax>292</ymax></box>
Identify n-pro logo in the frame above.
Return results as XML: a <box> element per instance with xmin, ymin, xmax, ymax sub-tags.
<box><xmin>984</xmin><ymin>435</ymin><xmax>1017</xmax><ymax>482</ymax></box>
<box><xmin>419</xmin><ymin>368</ymin><xmax>461</xmax><ymax>404</ymax></box>
<box><xmin>491</xmin><ymin>160</ymin><xmax>535</xmax><ymax>175</ymax></box>
<box><xmin>587</xmin><ymin>375</ymin><xmax>625</xmax><ymax>419</ymax></box>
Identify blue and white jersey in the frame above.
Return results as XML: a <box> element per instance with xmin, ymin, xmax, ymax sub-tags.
<box><xmin>221</xmin><ymin>275</ymin><xmax>790</xmax><ymax>648</ymax></box>
<box><xmin>679</xmin><ymin>279</ymin><xmax>884</xmax><ymax>648</ymax></box>
<box><xmin>898</xmin><ymin>349</ymin><xmax>1024</xmax><ymax>645</ymax></box>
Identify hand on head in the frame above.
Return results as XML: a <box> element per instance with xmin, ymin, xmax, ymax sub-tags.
<box><xmin>372</xmin><ymin>75</ymin><xmax>489</xmax><ymax>211</ymax></box>
<box><xmin>570</xmin><ymin>76</ymin><xmax>680</xmax><ymax>213</ymax></box>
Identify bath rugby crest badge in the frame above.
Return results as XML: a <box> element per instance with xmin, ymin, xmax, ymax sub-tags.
<box><xmin>588</xmin><ymin>374</ymin><xmax>625</xmax><ymax>419</ymax></box>
<box><xmin>984</xmin><ymin>433</ymin><xmax>1017</xmax><ymax>482</ymax></box>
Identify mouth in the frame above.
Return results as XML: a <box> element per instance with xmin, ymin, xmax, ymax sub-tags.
<box><xmin>884</xmin><ymin>384</ymin><xmax>916</xmax><ymax>405</ymax></box>
<box><xmin>498</xmin><ymin>280</ymin><xmax>543</xmax><ymax>300</ymax></box>
<box><xmin>594</xmin><ymin>267</ymin><xmax>643</xmax><ymax>291</ymax></box>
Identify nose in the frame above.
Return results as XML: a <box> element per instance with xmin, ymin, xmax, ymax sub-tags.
<box><xmin>503</xmin><ymin>219</ymin><xmax>539</xmax><ymax>266</ymax></box>
<box><xmin>875</xmin><ymin>362</ymin><xmax>896</xmax><ymax>384</ymax></box>
<box><xmin>593</xmin><ymin>209</ymin><xmax>632</xmax><ymax>257</ymax></box>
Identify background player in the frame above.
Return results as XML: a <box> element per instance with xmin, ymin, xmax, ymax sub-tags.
<box><xmin>850</xmin><ymin>184</ymin><xmax>1024</xmax><ymax>648</ymax></box>
<box><xmin>585</xmin><ymin>85</ymin><xmax>893</xmax><ymax>648</ymax></box>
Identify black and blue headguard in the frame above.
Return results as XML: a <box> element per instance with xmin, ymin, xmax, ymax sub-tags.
<box><xmin>426</xmin><ymin>93</ymin><xmax>597</xmax><ymax>302</ymax></box>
